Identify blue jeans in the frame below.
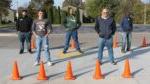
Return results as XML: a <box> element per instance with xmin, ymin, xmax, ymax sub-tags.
<box><xmin>98</xmin><ymin>37</ymin><xmax>115</xmax><ymax>62</ymax></box>
<box><xmin>64</xmin><ymin>30</ymin><xmax>80</xmax><ymax>52</ymax></box>
<box><xmin>18</xmin><ymin>32</ymin><xmax>31</xmax><ymax>51</ymax></box>
<box><xmin>35</xmin><ymin>36</ymin><xmax>50</xmax><ymax>62</ymax></box>
<box><xmin>122</xmin><ymin>32</ymin><xmax>132</xmax><ymax>50</ymax></box>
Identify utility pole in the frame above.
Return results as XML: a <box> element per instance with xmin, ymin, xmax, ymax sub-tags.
<box><xmin>144</xmin><ymin>4</ymin><xmax>146</xmax><ymax>25</ymax></box>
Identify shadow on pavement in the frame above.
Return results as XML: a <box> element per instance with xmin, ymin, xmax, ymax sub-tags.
<box><xmin>116</xmin><ymin>47</ymin><xmax>150</xmax><ymax>63</ymax></box>
<box><xmin>54</xmin><ymin>50</ymin><xmax>98</xmax><ymax>64</ymax></box>
<box><xmin>48</xmin><ymin>72</ymin><xmax>65</xmax><ymax>80</ymax></box>
<box><xmin>104</xmin><ymin>69</ymin><xmax>118</xmax><ymax>77</ymax></box>
<box><xmin>50</xmin><ymin>45</ymin><xmax>64</xmax><ymax>50</ymax></box>
<box><xmin>22</xmin><ymin>72</ymin><xmax>38</xmax><ymax>78</ymax></box>
<box><xmin>75</xmin><ymin>69</ymin><xmax>93</xmax><ymax>78</ymax></box>
<box><xmin>49</xmin><ymin>43</ymin><xmax>85</xmax><ymax>50</ymax></box>
<box><xmin>132</xmin><ymin>68</ymin><xmax>144</xmax><ymax>77</ymax></box>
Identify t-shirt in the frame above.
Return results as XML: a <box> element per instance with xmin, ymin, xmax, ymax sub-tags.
<box><xmin>32</xmin><ymin>19</ymin><xmax>52</xmax><ymax>36</ymax></box>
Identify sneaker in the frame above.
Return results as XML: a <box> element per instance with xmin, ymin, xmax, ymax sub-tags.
<box><xmin>19</xmin><ymin>49</ymin><xmax>24</xmax><ymax>54</ymax></box>
<box><xmin>47</xmin><ymin>61</ymin><xmax>53</xmax><ymax>66</ymax></box>
<box><xmin>34</xmin><ymin>61</ymin><xmax>39</xmax><ymax>66</ymax></box>
<box><xmin>111</xmin><ymin>61</ymin><xmax>117</xmax><ymax>65</ymax></box>
<box><xmin>28</xmin><ymin>49</ymin><xmax>33</xmax><ymax>54</ymax></box>
<box><xmin>127</xmin><ymin>48</ymin><xmax>131</xmax><ymax>51</ymax></box>
<box><xmin>78</xmin><ymin>50</ymin><xmax>84</xmax><ymax>53</ymax></box>
<box><xmin>99</xmin><ymin>61</ymin><xmax>102</xmax><ymax>65</ymax></box>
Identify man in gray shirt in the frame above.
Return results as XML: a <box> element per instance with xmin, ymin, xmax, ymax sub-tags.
<box><xmin>32</xmin><ymin>9</ymin><xmax>53</xmax><ymax>66</ymax></box>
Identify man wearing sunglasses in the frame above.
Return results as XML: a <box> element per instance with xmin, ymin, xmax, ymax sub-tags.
<box><xmin>95</xmin><ymin>8</ymin><xmax>117</xmax><ymax>65</ymax></box>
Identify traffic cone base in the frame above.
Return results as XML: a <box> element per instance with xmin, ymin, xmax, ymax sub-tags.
<box><xmin>11</xmin><ymin>61</ymin><xmax>21</xmax><ymax>80</ymax></box>
<box><xmin>37</xmin><ymin>77</ymin><xmax>48</xmax><ymax>80</ymax></box>
<box><xmin>65</xmin><ymin>76</ymin><xmax>76</xmax><ymax>80</ymax></box>
<box><xmin>122</xmin><ymin>74</ymin><xmax>131</xmax><ymax>78</ymax></box>
<box><xmin>64</xmin><ymin>61</ymin><xmax>76</xmax><ymax>80</ymax></box>
<box><xmin>37</xmin><ymin>61</ymin><xmax>48</xmax><ymax>80</ymax></box>
<box><xmin>93</xmin><ymin>59</ymin><xmax>104</xmax><ymax>80</ymax></box>
<box><xmin>12</xmin><ymin>77</ymin><xmax>21</xmax><ymax>80</ymax></box>
<box><xmin>93</xmin><ymin>75</ymin><xmax>104</xmax><ymax>80</ymax></box>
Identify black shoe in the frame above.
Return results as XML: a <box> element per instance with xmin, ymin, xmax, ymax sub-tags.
<box><xmin>78</xmin><ymin>50</ymin><xmax>84</xmax><ymax>53</ymax></box>
<box><xmin>127</xmin><ymin>48</ymin><xmax>131</xmax><ymax>51</ymax></box>
<box><xmin>28</xmin><ymin>49</ymin><xmax>33</xmax><ymax>54</ymax></box>
<box><xmin>62</xmin><ymin>51</ymin><xmax>67</xmax><ymax>54</ymax></box>
<box><xmin>19</xmin><ymin>49</ymin><xmax>24</xmax><ymax>54</ymax></box>
<box><xmin>99</xmin><ymin>61</ymin><xmax>102</xmax><ymax>65</ymax></box>
<box><xmin>121</xmin><ymin>49</ymin><xmax>125</xmax><ymax>53</ymax></box>
<box><xmin>111</xmin><ymin>61</ymin><xmax>117</xmax><ymax>65</ymax></box>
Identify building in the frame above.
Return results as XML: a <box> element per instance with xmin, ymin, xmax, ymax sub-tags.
<box><xmin>62</xmin><ymin>0</ymin><xmax>86</xmax><ymax>23</ymax></box>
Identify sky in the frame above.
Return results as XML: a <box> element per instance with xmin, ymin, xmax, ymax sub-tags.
<box><xmin>141</xmin><ymin>0</ymin><xmax>150</xmax><ymax>4</ymax></box>
<box><xmin>11</xmin><ymin>0</ymin><xmax>64</xmax><ymax>9</ymax></box>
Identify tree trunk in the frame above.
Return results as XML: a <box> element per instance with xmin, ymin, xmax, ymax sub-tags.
<box><xmin>58</xmin><ymin>6</ymin><xmax>61</xmax><ymax>24</ymax></box>
<box><xmin>0</xmin><ymin>15</ymin><xmax>2</xmax><ymax>24</ymax></box>
<box><xmin>50</xmin><ymin>6</ymin><xmax>54</xmax><ymax>24</ymax></box>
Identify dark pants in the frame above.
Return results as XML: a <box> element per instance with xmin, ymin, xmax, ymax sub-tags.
<box><xmin>18</xmin><ymin>32</ymin><xmax>31</xmax><ymax>51</ymax></box>
<box><xmin>64</xmin><ymin>30</ymin><xmax>80</xmax><ymax>52</ymax></box>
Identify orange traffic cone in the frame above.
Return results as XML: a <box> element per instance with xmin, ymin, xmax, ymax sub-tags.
<box><xmin>37</xmin><ymin>61</ymin><xmax>48</xmax><ymax>80</ymax></box>
<box><xmin>142</xmin><ymin>36</ymin><xmax>147</xmax><ymax>47</ymax></box>
<box><xmin>11</xmin><ymin>61</ymin><xmax>21</xmax><ymax>80</ymax></box>
<box><xmin>70</xmin><ymin>39</ymin><xmax>76</xmax><ymax>49</ymax></box>
<box><xmin>31</xmin><ymin>36</ymin><xmax>36</xmax><ymax>49</ymax></box>
<box><xmin>113</xmin><ymin>33</ymin><xmax>119</xmax><ymax>48</ymax></box>
<box><xmin>93</xmin><ymin>59</ymin><xmax>104</xmax><ymax>80</ymax></box>
<box><xmin>64</xmin><ymin>61</ymin><xmax>76</xmax><ymax>80</ymax></box>
<box><xmin>122</xmin><ymin>59</ymin><xmax>132</xmax><ymax>78</ymax></box>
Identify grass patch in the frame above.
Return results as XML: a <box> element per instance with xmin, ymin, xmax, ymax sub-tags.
<box><xmin>0</xmin><ymin>23</ymin><xmax>15</xmax><ymax>28</ymax></box>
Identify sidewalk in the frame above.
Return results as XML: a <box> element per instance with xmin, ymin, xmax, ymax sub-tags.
<box><xmin>0</xmin><ymin>46</ymin><xmax>150</xmax><ymax>84</ymax></box>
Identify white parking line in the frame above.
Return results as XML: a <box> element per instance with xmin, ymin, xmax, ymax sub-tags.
<box><xmin>0</xmin><ymin>33</ymin><xmax>17</xmax><ymax>36</ymax></box>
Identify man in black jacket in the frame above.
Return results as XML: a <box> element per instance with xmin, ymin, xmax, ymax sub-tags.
<box><xmin>16</xmin><ymin>10</ymin><xmax>33</xmax><ymax>54</ymax></box>
<box><xmin>95</xmin><ymin>8</ymin><xmax>117</xmax><ymax>65</ymax></box>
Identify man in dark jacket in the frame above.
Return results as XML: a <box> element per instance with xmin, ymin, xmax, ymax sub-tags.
<box><xmin>63</xmin><ymin>7</ymin><xmax>83</xmax><ymax>54</ymax></box>
<box><xmin>120</xmin><ymin>12</ymin><xmax>133</xmax><ymax>53</ymax></box>
<box><xmin>16</xmin><ymin>10</ymin><xmax>33</xmax><ymax>54</ymax></box>
<box><xmin>95</xmin><ymin>8</ymin><xmax>117</xmax><ymax>65</ymax></box>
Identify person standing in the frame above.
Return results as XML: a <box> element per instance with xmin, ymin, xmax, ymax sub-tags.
<box><xmin>63</xmin><ymin>8</ymin><xmax>83</xmax><ymax>54</ymax></box>
<box><xmin>120</xmin><ymin>12</ymin><xmax>133</xmax><ymax>53</ymax></box>
<box><xmin>16</xmin><ymin>10</ymin><xmax>33</xmax><ymax>54</ymax></box>
<box><xmin>32</xmin><ymin>10</ymin><xmax>53</xmax><ymax>66</ymax></box>
<box><xmin>95</xmin><ymin>8</ymin><xmax>117</xmax><ymax>65</ymax></box>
